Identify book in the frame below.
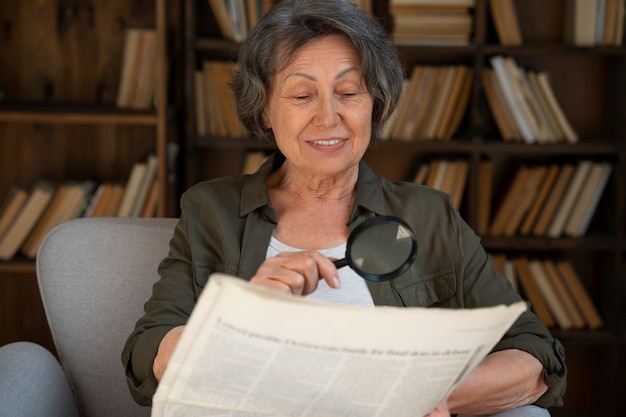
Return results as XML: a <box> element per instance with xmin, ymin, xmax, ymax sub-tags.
<box><xmin>104</xmin><ymin>184</ymin><xmax>126</xmax><ymax>217</ymax></box>
<box><xmin>425</xmin><ymin>159</ymin><xmax>446</xmax><ymax>190</ymax></box>
<box><xmin>391</xmin><ymin>66</ymin><xmax>427</xmax><ymax>140</ymax></box>
<box><xmin>140</xmin><ymin>179</ymin><xmax>160</xmax><ymax>218</ymax></box>
<box><xmin>381</xmin><ymin>79</ymin><xmax>409</xmax><ymax>140</ymax></box>
<box><xmin>215</xmin><ymin>61</ymin><xmax>246</xmax><ymax>137</ymax></box>
<box><xmin>421</xmin><ymin>66</ymin><xmax>458</xmax><ymax>140</ymax></box>
<box><xmin>21</xmin><ymin>180</ymin><xmax>96</xmax><ymax>258</ymax></box>
<box><xmin>489</xmin><ymin>0</ymin><xmax>522</xmax><ymax>45</ymax></box>
<box><xmin>437</xmin><ymin>159</ymin><xmax>458</xmax><ymax>200</ymax></box>
<box><xmin>565</xmin><ymin>0</ymin><xmax>599</xmax><ymax>46</ymax></box>
<box><xmin>152</xmin><ymin>273</ymin><xmax>525</xmax><ymax>417</ymax></box>
<box><xmin>202</xmin><ymin>60</ymin><xmax>229</xmax><ymax>137</ymax></box>
<box><xmin>556</xmin><ymin>260</ymin><xmax>603</xmax><ymax>329</ymax></box>
<box><xmin>208</xmin><ymin>0</ymin><xmax>238</xmax><ymax>41</ymax></box>
<box><xmin>132</xmin><ymin>30</ymin><xmax>158</xmax><ymax>109</ymax></box>
<box><xmin>482</xmin><ymin>68</ymin><xmax>521</xmax><ymax>141</ymax></box>
<box><xmin>0</xmin><ymin>180</ymin><xmax>56</xmax><ymax>261</ymax></box>
<box><xmin>82</xmin><ymin>183</ymin><xmax>106</xmax><ymax>217</ymax></box>
<box><xmin>563</xmin><ymin>161</ymin><xmax>612</xmax><ymax>237</ymax></box>
<box><xmin>527</xmin><ymin>260</ymin><xmax>573</xmax><ymax>330</ymax></box>
<box><xmin>525</xmin><ymin>72</ymin><xmax>560</xmax><ymax>142</ymax></box>
<box><xmin>117</xmin><ymin>162</ymin><xmax>148</xmax><ymax>217</ymax></box>
<box><xmin>490</xmin><ymin>56</ymin><xmax>536</xmax><ymax>144</ymax></box>
<box><xmin>129</xmin><ymin>154</ymin><xmax>159</xmax><ymax>217</ymax></box>
<box><xmin>519</xmin><ymin>164</ymin><xmax>560</xmax><ymax>236</ymax></box>
<box><xmin>410</xmin><ymin>67</ymin><xmax>443</xmax><ymax>140</ymax></box>
<box><xmin>116</xmin><ymin>29</ymin><xmax>143</xmax><ymax>108</ymax></box>
<box><xmin>489</xmin><ymin>165</ymin><xmax>533</xmax><ymax>236</ymax></box>
<box><xmin>502</xmin><ymin>165</ymin><xmax>547</xmax><ymax>237</ymax></box>
<box><xmin>88</xmin><ymin>184</ymin><xmax>114</xmax><ymax>217</ymax></box>
<box><xmin>534</xmin><ymin>72</ymin><xmax>578</xmax><ymax>144</ymax></box>
<box><xmin>602</xmin><ymin>0</ymin><xmax>616</xmax><ymax>44</ymax></box>
<box><xmin>515</xmin><ymin>257</ymin><xmax>555</xmax><ymax>328</ymax></box>
<box><xmin>546</xmin><ymin>160</ymin><xmax>593</xmax><ymax>238</ymax></box>
<box><xmin>439</xmin><ymin>66</ymin><xmax>473</xmax><ymax>140</ymax></box>
<box><xmin>541</xmin><ymin>259</ymin><xmax>585</xmax><ymax>329</ymax></box>
<box><xmin>393</xmin><ymin>13</ymin><xmax>473</xmax><ymax>35</ymax></box>
<box><xmin>532</xmin><ymin>164</ymin><xmax>575</xmax><ymax>237</ymax></box>
<box><xmin>19</xmin><ymin>184</ymin><xmax>71</xmax><ymax>257</ymax></box>
<box><xmin>0</xmin><ymin>187</ymin><xmax>29</xmax><ymax>243</ymax></box>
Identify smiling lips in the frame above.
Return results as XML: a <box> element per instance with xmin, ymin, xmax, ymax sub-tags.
<box><xmin>311</xmin><ymin>139</ymin><xmax>344</xmax><ymax>146</ymax></box>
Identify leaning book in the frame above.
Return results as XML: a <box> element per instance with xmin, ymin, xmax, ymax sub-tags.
<box><xmin>152</xmin><ymin>274</ymin><xmax>526</xmax><ymax>417</ymax></box>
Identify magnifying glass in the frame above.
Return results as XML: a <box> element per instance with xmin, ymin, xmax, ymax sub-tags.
<box><xmin>333</xmin><ymin>215</ymin><xmax>417</xmax><ymax>282</ymax></box>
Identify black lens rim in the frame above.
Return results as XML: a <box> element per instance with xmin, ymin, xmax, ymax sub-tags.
<box><xmin>346</xmin><ymin>215</ymin><xmax>417</xmax><ymax>282</ymax></box>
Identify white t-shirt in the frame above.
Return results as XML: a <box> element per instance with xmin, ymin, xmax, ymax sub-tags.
<box><xmin>266</xmin><ymin>236</ymin><xmax>374</xmax><ymax>307</ymax></box>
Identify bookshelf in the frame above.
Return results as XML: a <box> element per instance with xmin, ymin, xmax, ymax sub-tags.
<box><xmin>183</xmin><ymin>0</ymin><xmax>626</xmax><ymax>415</ymax></box>
<box><xmin>0</xmin><ymin>0</ymin><xmax>177</xmax><ymax>354</ymax></box>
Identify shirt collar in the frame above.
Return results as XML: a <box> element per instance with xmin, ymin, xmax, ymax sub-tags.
<box><xmin>239</xmin><ymin>151</ymin><xmax>387</xmax><ymax>220</ymax></box>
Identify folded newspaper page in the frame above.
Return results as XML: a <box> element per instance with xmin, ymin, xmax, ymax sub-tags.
<box><xmin>152</xmin><ymin>274</ymin><xmax>526</xmax><ymax>417</ymax></box>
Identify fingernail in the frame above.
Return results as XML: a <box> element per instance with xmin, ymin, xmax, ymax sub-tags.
<box><xmin>333</xmin><ymin>276</ymin><xmax>340</xmax><ymax>288</ymax></box>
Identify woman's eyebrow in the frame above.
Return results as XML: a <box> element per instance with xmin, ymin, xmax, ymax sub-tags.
<box><xmin>284</xmin><ymin>67</ymin><xmax>360</xmax><ymax>82</ymax></box>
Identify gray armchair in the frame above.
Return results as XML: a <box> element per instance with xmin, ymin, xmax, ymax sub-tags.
<box><xmin>0</xmin><ymin>217</ymin><xmax>177</xmax><ymax>417</ymax></box>
<box><xmin>0</xmin><ymin>217</ymin><xmax>552</xmax><ymax>417</ymax></box>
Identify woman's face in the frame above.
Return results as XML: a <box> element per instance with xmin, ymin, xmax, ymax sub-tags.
<box><xmin>263</xmin><ymin>35</ymin><xmax>374</xmax><ymax>178</ymax></box>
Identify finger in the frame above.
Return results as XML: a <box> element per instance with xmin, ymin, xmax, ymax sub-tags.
<box><xmin>251</xmin><ymin>255</ymin><xmax>308</xmax><ymax>294</ymax></box>
<box><xmin>251</xmin><ymin>251</ymin><xmax>339</xmax><ymax>295</ymax></box>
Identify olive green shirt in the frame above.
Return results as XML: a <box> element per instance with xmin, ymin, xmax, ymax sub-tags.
<box><xmin>122</xmin><ymin>152</ymin><xmax>566</xmax><ymax>407</ymax></box>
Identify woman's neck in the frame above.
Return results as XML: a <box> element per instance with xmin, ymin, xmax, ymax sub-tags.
<box><xmin>266</xmin><ymin>164</ymin><xmax>358</xmax><ymax>249</ymax></box>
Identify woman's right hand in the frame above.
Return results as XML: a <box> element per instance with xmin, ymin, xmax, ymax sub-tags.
<box><xmin>250</xmin><ymin>251</ymin><xmax>340</xmax><ymax>295</ymax></box>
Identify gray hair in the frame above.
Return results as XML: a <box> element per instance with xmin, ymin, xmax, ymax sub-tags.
<box><xmin>230</xmin><ymin>0</ymin><xmax>405</xmax><ymax>143</ymax></box>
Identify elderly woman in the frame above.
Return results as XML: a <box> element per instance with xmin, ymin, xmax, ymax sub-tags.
<box><xmin>122</xmin><ymin>1</ymin><xmax>566</xmax><ymax>415</ymax></box>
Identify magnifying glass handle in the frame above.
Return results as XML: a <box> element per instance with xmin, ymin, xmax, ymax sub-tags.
<box><xmin>333</xmin><ymin>258</ymin><xmax>348</xmax><ymax>269</ymax></box>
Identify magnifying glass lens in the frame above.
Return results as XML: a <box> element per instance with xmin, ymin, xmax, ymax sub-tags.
<box><xmin>334</xmin><ymin>216</ymin><xmax>417</xmax><ymax>282</ymax></box>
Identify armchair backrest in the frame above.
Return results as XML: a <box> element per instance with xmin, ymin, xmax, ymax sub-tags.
<box><xmin>36</xmin><ymin>217</ymin><xmax>178</xmax><ymax>417</ymax></box>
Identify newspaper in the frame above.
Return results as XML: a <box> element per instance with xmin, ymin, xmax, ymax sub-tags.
<box><xmin>152</xmin><ymin>274</ymin><xmax>526</xmax><ymax>417</ymax></box>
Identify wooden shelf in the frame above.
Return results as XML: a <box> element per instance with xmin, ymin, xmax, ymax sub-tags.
<box><xmin>182</xmin><ymin>0</ymin><xmax>626</xmax><ymax>414</ymax></box>
<box><xmin>0</xmin><ymin>103</ymin><xmax>158</xmax><ymax>125</ymax></box>
<box><xmin>0</xmin><ymin>0</ymin><xmax>177</xmax><ymax>356</ymax></box>
<box><xmin>0</xmin><ymin>260</ymin><xmax>36</xmax><ymax>275</ymax></box>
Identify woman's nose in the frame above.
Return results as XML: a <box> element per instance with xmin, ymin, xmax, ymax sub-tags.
<box><xmin>314</xmin><ymin>94</ymin><xmax>340</xmax><ymax>127</ymax></box>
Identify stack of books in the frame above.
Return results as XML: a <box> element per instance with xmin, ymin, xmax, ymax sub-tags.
<box><xmin>386</xmin><ymin>65</ymin><xmax>473</xmax><ymax>141</ymax></box>
<box><xmin>565</xmin><ymin>0</ymin><xmax>625</xmax><ymax>46</ymax></box>
<box><xmin>410</xmin><ymin>158</ymin><xmax>469</xmax><ymax>210</ymax></box>
<box><xmin>0</xmin><ymin>154</ymin><xmax>160</xmax><ymax>261</ymax></box>
<box><xmin>490</xmin><ymin>254</ymin><xmax>603</xmax><ymax>330</ymax></box>
<box><xmin>389</xmin><ymin>0</ymin><xmax>475</xmax><ymax>46</ymax></box>
<box><xmin>487</xmin><ymin>160</ymin><xmax>612</xmax><ymax>238</ymax></box>
<box><xmin>483</xmin><ymin>56</ymin><xmax>578</xmax><ymax>144</ymax></box>
<box><xmin>194</xmin><ymin>60</ymin><xmax>247</xmax><ymax>138</ymax></box>
<box><xmin>116</xmin><ymin>29</ymin><xmax>159</xmax><ymax>109</ymax></box>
